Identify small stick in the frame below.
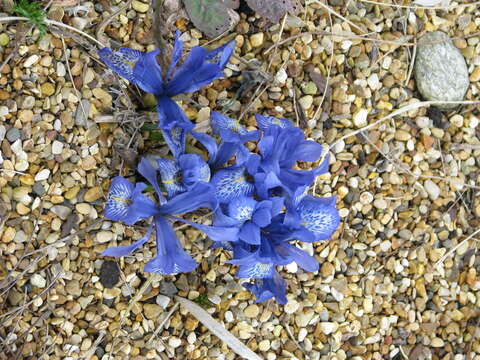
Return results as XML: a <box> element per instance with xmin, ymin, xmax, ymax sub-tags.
<box><xmin>435</xmin><ymin>228</ymin><xmax>480</xmax><ymax>268</ymax></box>
<box><xmin>61</xmin><ymin>35</ymin><xmax>88</xmax><ymax>123</ymax></box>
<box><xmin>147</xmin><ymin>302</ymin><xmax>179</xmax><ymax>344</ymax></box>
<box><xmin>0</xmin><ymin>17</ymin><xmax>105</xmax><ymax>48</ymax></box>
<box><xmin>359</xmin><ymin>0</ymin><xmax>480</xmax><ymax>10</ymax></box>
<box><xmin>308</xmin><ymin>0</ymin><xmax>367</xmax><ymax>34</ymax></box>
<box><xmin>404</xmin><ymin>38</ymin><xmax>417</xmax><ymax>86</ymax></box>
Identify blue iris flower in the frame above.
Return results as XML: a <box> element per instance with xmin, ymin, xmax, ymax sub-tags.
<box><xmin>157</xmin><ymin>153</ymin><xmax>211</xmax><ymax>197</ymax></box>
<box><xmin>246</xmin><ymin>114</ymin><xmax>330</xmax><ymax>199</ymax></box>
<box><xmin>98</xmin><ymin>31</ymin><xmax>235</xmax><ymax>157</ymax></box>
<box><xmin>214</xmin><ymin>196</ymin><xmax>284</xmax><ymax>245</ymax></box>
<box><xmin>102</xmin><ymin>157</ymin><xmax>228</xmax><ymax>275</ymax></box>
<box><xmin>209</xmin><ymin>112</ymin><xmax>260</xmax><ymax>167</ymax></box>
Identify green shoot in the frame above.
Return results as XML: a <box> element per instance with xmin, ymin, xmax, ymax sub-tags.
<box><xmin>12</xmin><ymin>0</ymin><xmax>47</xmax><ymax>37</ymax></box>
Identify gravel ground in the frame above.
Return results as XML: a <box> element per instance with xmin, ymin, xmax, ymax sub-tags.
<box><xmin>1</xmin><ymin>0</ymin><xmax>480</xmax><ymax>359</ymax></box>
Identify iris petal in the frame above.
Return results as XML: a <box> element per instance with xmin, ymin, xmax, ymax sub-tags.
<box><xmin>255</xmin><ymin>113</ymin><xmax>291</xmax><ymax>131</ymax></box>
<box><xmin>104</xmin><ymin>177</ymin><xmax>133</xmax><ymax>222</ymax></box>
<box><xmin>144</xmin><ymin>216</ymin><xmax>196</xmax><ymax>275</ymax></box>
<box><xmin>132</xmin><ymin>49</ymin><xmax>165</xmax><ymax>94</ymax></box>
<box><xmin>166</xmin><ymin>30</ymin><xmax>184</xmax><ymax>79</ymax></box>
<box><xmin>157</xmin><ymin>158</ymin><xmax>185</xmax><ymax>197</ymax></box>
<box><xmin>282</xmin><ymin>243</ymin><xmax>319</xmax><ymax>272</ymax></box>
<box><xmin>138</xmin><ymin>157</ymin><xmax>165</xmax><ymax>203</ymax></box>
<box><xmin>239</xmin><ymin>221</ymin><xmax>261</xmax><ymax>245</ymax></box>
<box><xmin>159</xmin><ymin>182</ymin><xmax>217</xmax><ymax>214</ymax></box>
<box><xmin>104</xmin><ymin>177</ymin><xmax>158</xmax><ymax>225</ymax></box>
<box><xmin>170</xmin><ymin>215</ymin><xmax>239</xmax><ymax>242</ymax></box>
<box><xmin>297</xmin><ymin>195</ymin><xmax>340</xmax><ymax>240</ymax></box>
<box><xmin>237</xmin><ymin>262</ymin><xmax>274</xmax><ymax>279</ymax></box>
<box><xmin>211</xmin><ymin>167</ymin><xmax>254</xmax><ymax>204</ymax></box>
<box><xmin>102</xmin><ymin>223</ymin><xmax>154</xmax><ymax>257</ymax></box>
<box><xmin>227</xmin><ymin>196</ymin><xmax>256</xmax><ymax>222</ymax></box>
<box><xmin>243</xmin><ymin>271</ymin><xmax>287</xmax><ymax>304</ymax></box>
<box><xmin>98</xmin><ymin>47</ymin><xmax>144</xmax><ymax>83</ymax></box>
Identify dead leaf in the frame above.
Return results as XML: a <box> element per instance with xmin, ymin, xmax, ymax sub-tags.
<box><xmin>175</xmin><ymin>296</ymin><xmax>263</xmax><ymax>360</ymax></box>
<box><xmin>409</xmin><ymin>344</ymin><xmax>432</xmax><ymax>360</ymax></box>
<box><xmin>308</xmin><ymin>69</ymin><xmax>331</xmax><ymax>98</ymax></box>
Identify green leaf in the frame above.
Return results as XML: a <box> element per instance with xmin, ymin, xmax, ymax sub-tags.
<box><xmin>148</xmin><ymin>130</ymin><xmax>165</xmax><ymax>143</ymax></box>
<box><xmin>182</xmin><ymin>0</ymin><xmax>239</xmax><ymax>38</ymax></box>
<box><xmin>12</xmin><ymin>0</ymin><xmax>47</xmax><ymax>36</ymax></box>
<box><xmin>141</xmin><ymin>122</ymin><xmax>158</xmax><ymax>131</ymax></box>
<box><xmin>192</xmin><ymin>294</ymin><xmax>213</xmax><ymax>307</ymax></box>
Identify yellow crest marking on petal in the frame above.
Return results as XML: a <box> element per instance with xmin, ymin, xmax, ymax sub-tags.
<box><xmin>112</xmin><ymin>196</ymin><xmax>131</xmax><ymax>204</ymax></box>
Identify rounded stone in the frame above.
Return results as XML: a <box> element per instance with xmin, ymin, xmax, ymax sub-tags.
<box><xmin>41</xmin><ymin>82</ymin><xmax>55</xmax><ymax>97</ymax></box>
<box><xmin>99</xmin><ymin>260</ymin><xmax>120</xmax><ymax>288</ymax></box>
<box><xmin>414</xmin><ymin>31</ymin><xmax>469</xmax><ymax>110</ymax></box>
<box><xmin>244</xmin><ymin>304</ymin><xmax>259</xmax><ymax>318</ymax></box>
<box><xmin>6</xmin><ymin>127</ymin><xmax>21</xmax><ymax>142</ymax></box>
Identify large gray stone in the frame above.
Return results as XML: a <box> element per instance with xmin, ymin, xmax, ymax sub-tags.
<box><xmin>414</xmin><ymin>31</ymin><xmax>469</xmax><ymax>110</ymax></box>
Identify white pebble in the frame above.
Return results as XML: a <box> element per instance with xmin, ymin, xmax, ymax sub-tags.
<box><xmin>168</xmin><ymin>337</ymin><xmax>181</xmax><ymax>348</ymax></box>
<box><xmin>275</xmin><ymin>68</ymin><xmax>288</xmax><ymax>84</ymax></box>
<box><xmin>51</xmin><ymin>140</ymin><xmax>64</xmax><ymax>155</ymax></box>
<box><xmin>353</xmin><ymin>109</ymin><xmax>369</xmax><ymax>128</ymax></box>
<box><xmin>424</xmin><ymin>179</ymin><xmax>441</xmax><ymax>200</ymax></box>
<box><xmin>31</xmin><ymin>274</ymin><xmax>46</xmax><ymax>288</ymax></box>
<box><xmin>319</xmin><ymin>322</ymin><xmax>338</xmax><ymax>335</ymax></box>
<box><xmin>35</xmin><ymin>169</ymin><xmax>51</xmax><ymax>181</ymax></box>
<box><xmin>24</xmin><ymin>54</ymin><xmax>39</xmax><ymax>68</ymax></box>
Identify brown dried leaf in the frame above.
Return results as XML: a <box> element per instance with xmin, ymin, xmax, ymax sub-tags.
<box><xmin>409</xmin><ymin>344</ymin><xmax>432</xmax><ymax>360</ymax></box>
<box><xmin>308</xmin><ymin>69</ymin><xmax>331</xmax><ymax>98</ymax></box>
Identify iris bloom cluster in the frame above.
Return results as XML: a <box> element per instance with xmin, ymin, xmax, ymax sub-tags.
<box><xmin>98</xmin><ymin>32</ymin><xmax>340</xmax><ymax>304</ymax></box>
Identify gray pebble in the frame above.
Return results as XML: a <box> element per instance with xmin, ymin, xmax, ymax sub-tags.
<box><xmin>6</xmin><ymin>127</ymin><xmax>21</xmax><ymax>142</ymax></box>
<box><xmin>160</xmin><ymin>281</ymin><xmax>178</xmax><ymax>296</ymax></box>
<box><xmin>33</xmin><ymin>182</ymin><xmax>46</xmax><ymax>196</ymax></box>
<box><xmin>74</xmin><ymin>99</ymin><xmax>91</xmax><ymax>127</ymax></box>
<box><xmin>21</xmin><ymin>96</ymin><xmax>35</xmax><ymax>109</ymax></box>
<box><xmin>50</xmin><ymin>205</ymin><xmax>72</xmax><ymax>220</ymax></box>
<box><xmin>414</xmin><ymin>31</ymin><xmax>469</xmax><ymax>110</ymax></box>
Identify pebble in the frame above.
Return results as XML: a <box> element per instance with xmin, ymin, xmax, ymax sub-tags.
<box><xmin>75</xmin><ymin>99</ymin><xmax>91</xmax><ymax>127</ymax></box>
<box><xmin>414</xmin><ymin>31</ymin><xmax>469</xmax><ymax>109</ymax></box>
<box><xmin>430</xmin><ymin>338</ymin><xmax>445</xmax><ymax>347</ymax></box>
<box><xmin>84</xmin><ymin>187</ymin><xmax>103</xmax><ymax>202</ymax></box>
<box><xmin>424</xmin><ymin>180</ymin><xmax>441</xmax><ymax>201</ymax></box>
<box><xmin>6</xmin><ymin>127</ymin><xmax>20</xmax><ymax>142</ymax></box>
<box><xmin>132</xmin><ymin>0</ymin><xmax>149</xmax><ymax>13</ymax></box>
<box><xmin>156</xmin><ymin>294</ymin><xmax>171</xmax><ymax>309</ymax></box>
<box><xmin>99</xmin><ymin>260</ymin><xmax>120</xmax><ymax>288</ymax></box>
<box><xmin>51</xmin><ymin>140</ymin><xmax>64</xmax><ymax>155</ymax></box>
<box><xmin>30</xmin><ymin>274</ymin><xmax>47</xmax><ymax>288</ymax></box>
<box><xmin>244</xmin><ymin>304</ymin><xmax>259</xmax><ymax>318</ymax></box>
<box><xmin>168</xmin><ymin>337</ymin><xmax>182</xmax><ymax>348</ymax></box>
<box><xmin>24</xmin><ymin>54</ymin><xmax>39</xmax><ymax>68</ymax></box>
<box><xmin>284</xmin><ymin>299</ymin><xmax>299</xmax><ymax>314</ymax></box>
<box><xmin>34</xmin><ymin>169</ymin><xmax>51</xmax><ymax>181</ymax></box>
<box><xmin>0</xmin><ymin>33</ymin><xmax>9</xmax><ymax>46</ymax></box>
<box><xmin>96</xmin><ymin>231</ymin><xmax>113</xmax><ymax>244</ymax></box>
<box><xmin>250</xmin><ymin>33</ymin><xmax>264</xmax><ymax>47</ymax></box>
<box><xmin>51</xmin><ymin>205</ymin><xmax>71</xmax><ymax>220</ymax></box>
<box><xmin>143</xmin><ymin>304</ymin><xmax>162</xmax><ymax>320</ymax></box>
<box><xmin>319</xmin><ymin>322</ymin><xmax>338</xmax><ymax>335</ymax></box>
<box><xmin>301</xmin><ymin>82</ymin><xmax>317</xmax><ymax>95</ymax></box>
<box><xmin>71</xmin><ymin>17</ymin><xmax>88</xmax><ymax>30</ymax></box>
<box><xmin>353</xmin><ymin>109</ymin><xmax>368</xmax><ymax>128</ymax></box>
<box><xmin>41</xmin><ymin>83</ymin><xmax>55</xmax><ymax>97</ymax></box>
<box><xmin>33</xmin><ymin>183</ymin><xmax>46</xmax><ymax>196</ymax></box>
<box><xmin>299</xmin><ymin>95</ymin><xmax>313</xmax><ymax>110</ymax></box>
<box><xmin>258</xmin><ymin>340</ymin><xmax>270</xmax><ymax>351</ymax></box>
